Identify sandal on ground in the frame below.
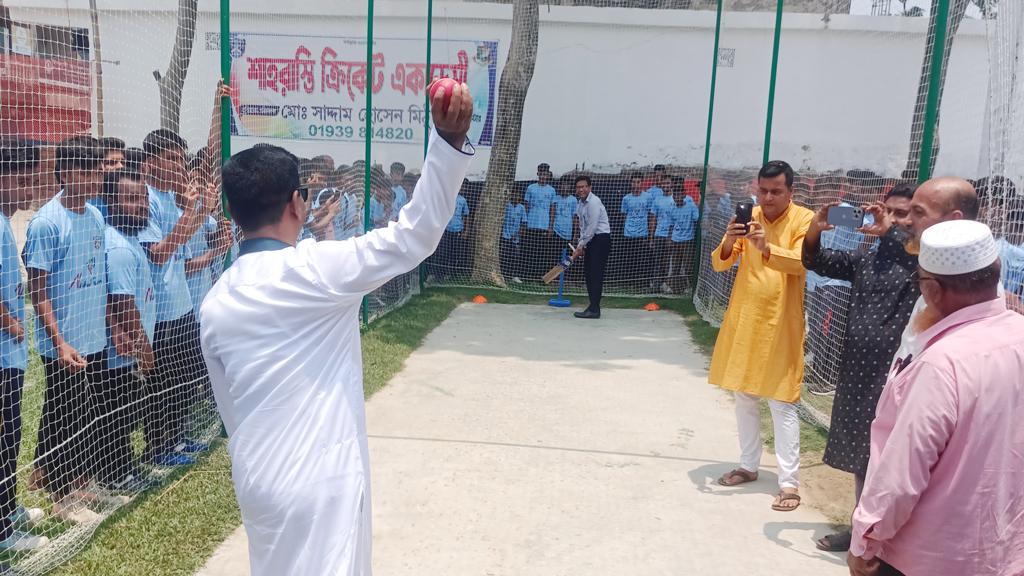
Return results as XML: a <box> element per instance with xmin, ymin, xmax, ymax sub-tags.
<box><xmin>771</xmin><ymin>491</ymin><xmax>801</xmax><ymax>512</ymax></box>
<box><xmin>816</xmin><ymin>530</ymin><xmax>852</xmax><ymax>551</ymax></box>
<box><xmin>717</xmin><ymin>468</ymin><xmax>759</xmax><ymax>486</ymax></box>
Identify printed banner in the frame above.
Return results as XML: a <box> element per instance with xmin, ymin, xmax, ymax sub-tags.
<box><xmin>227</xmin><ymin>32</ymin><xmax>498</xmax><ymax>146</ymax></box>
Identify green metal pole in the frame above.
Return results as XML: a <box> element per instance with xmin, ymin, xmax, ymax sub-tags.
<box><xmin>763</xmin><ymin>0</ymin><xmax>784</xmax><ymax>164</ymax></box>
<box><xmin>219</xmin><ymin>0</ymin><xmax>233</xmax><ymax>267</ymax></box>
<box><xmin>419</xmin><ymin>0</ymin><xmax>433</xmax><ymax>293</ymax></box>
<box><xmin>694</xmin><ymin>0</ymin><xmax>724</xmax><ymax>283</ymax></box>
<box><xmin>362</xmin><ymin>0</ymin><xmax>375</xmax><ymax>327</ymax></box>
<box><xmin>917</xmin><ymin>0</ymin><xmax>951</xmax><ymax>183</ymax></box>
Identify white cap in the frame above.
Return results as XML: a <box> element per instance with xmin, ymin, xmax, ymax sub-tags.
<box><xmin>919</xmin><ymin>220</ymin><xmax>999</xmax><ymax>275</ymax></box>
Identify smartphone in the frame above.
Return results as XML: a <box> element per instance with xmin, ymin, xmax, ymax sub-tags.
<box><xmin>827</xmin><ymin>205</ymin><xmax>865</xmax><ymax>229</ymax></box>
<box><xmin>735</xmin><ymin>202</ymin><xmax>754</xmax><ymax>234</ymax></box>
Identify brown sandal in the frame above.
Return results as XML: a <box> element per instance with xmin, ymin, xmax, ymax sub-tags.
<box><xmin>717</xmin><ymin>468</ymin><xmax>759</xmax><ymax>486</ymax></box>
<box><xmin>772</xmin><ymin>491</ymin><xmax>802</xmax><ymax>511</ymax></box>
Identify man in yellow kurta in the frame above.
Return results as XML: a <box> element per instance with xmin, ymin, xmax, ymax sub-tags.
<box><xmin>709</xmin><ymin>160</ymin><xmax>813</xmax><ymax>512</ymax></box>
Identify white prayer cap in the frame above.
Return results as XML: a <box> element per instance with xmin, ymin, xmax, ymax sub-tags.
<box><xmin>919</xmin><ymin>220</ymin><xmax>999</xmax><ymax>275</ymax></box>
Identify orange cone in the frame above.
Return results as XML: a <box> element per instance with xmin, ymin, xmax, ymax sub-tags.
<box><xmin>643</xmin><ymin>302</ymin><xmax>661</xmax><ymax>311</ymax></box>
<box><xmin>472</xmin><ymin>294</ymin><xmax>488</xmax><ymax>304</ymax></box>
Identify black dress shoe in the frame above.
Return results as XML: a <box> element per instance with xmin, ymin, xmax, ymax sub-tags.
<box><xmin>573</xmin><ymin>310</ymin><xmax>600</xmax><ymax>319</ymax></box>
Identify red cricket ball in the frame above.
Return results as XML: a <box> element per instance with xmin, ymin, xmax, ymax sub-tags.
<box><xmin>429</xmin><ymin>77</ymin><xmax>459</xmax><ymax>114</ymax></box>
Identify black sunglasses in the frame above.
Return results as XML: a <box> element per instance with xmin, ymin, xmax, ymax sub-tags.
<box><xmin>296</xmin><ymin>185</ymin><xmax>309</xmax><ymax>202</ymax></box>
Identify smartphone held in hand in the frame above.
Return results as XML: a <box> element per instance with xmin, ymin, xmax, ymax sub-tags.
<box><xmin>735</xmin><ymin>202</ymin><xmax>754</xmax><ymax>234</ymax></box>
<box><xmin>827</xmin><ymin>205</ymin><xmax>865</xmax><ymax>229</ymax></box>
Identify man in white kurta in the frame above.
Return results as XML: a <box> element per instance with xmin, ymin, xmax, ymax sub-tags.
<box><xmin>199</xmin><ymin>84</ymin><xmax>474</xmax><ymax>575</ymax></box>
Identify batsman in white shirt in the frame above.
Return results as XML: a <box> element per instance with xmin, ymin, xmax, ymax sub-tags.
<box><xmin>199</xmin><ymin>83</ymin><xmax>475</xmax><ymax>575</ymax></box>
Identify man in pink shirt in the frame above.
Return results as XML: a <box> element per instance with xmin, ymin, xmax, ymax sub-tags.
<box><xmin>849</xmin><ymin>220</ymin><xmax>1024</xmax><ymax>576</ymax></box>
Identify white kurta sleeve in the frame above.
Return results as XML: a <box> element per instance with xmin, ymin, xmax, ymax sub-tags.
<box><xmin>301</xmin><ymin>129</ymin><xmax>474</xmax><ymax>297</ymax></box>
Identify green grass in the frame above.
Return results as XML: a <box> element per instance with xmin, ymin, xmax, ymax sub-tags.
<box><xmin>47</xmin><ymin>286</ymin><xmax>826</xmax><ymax>574</ymax></box>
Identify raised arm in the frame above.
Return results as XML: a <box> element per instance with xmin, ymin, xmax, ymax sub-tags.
<box><xmin>305</xmin><ymin>82</ymin><xmax>474</xmax><ymax>297</ymax></box>
<box><xmin>144</xmin><ymin>183</ymin><xmax>214</xmax><ymax>266</ymax></box>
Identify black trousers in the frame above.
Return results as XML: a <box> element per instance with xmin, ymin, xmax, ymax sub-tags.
<box><xmin>0</xmin><ymin>369</ymin><xmax>24</xmax><ymax>539</ymax></box>
<box><xmin>667</xmin><ymin>240</ymin><xmax>696</xmax><ymax>292</ymax></box>
<box><xmin>36</xmin><ymin>353</ymin><xmax>104</xmax><ymax>498</ymax></box>
<box><xmin>584</xmin><ymin>234</ymin><xmax>611</xmax><ymax>314</ymax></box>
<box><xmin>623</xmin><ymin>237</ymin><xmax>652</xmax><ymax>288</ymax></box>
<box><xmin>92</xmin><ymin>365</ymin><xmax>143</xmax><ymax>483</ymax></box>
<box><xmin>435</xmin><ymin>231</ymin><xmax>467</xmax><ymax>281</ymax></box>
<box><xmin>523</xmin><ymin>228</ymin><xmax>549</xmax><ymax>280</ymax></box>
<box><xmin>144</xmin><ymin>313</ymin><xmax>201</xmax><ymax>459</ymax></box>
<box><xmin>499</xmin><ymin>238</ymin><xmax>521</xmax><ymax>281</ymax></box>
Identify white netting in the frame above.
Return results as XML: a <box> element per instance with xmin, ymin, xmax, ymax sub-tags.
<box><xmin>0</xmin><ymin>2</ymin><xmax>222</xmax><ymax>572</ymax></box>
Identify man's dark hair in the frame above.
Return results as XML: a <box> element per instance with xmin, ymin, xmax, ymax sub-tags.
<box><xmin>0</xmin><ymin>140</ymin><xmax>40</xmax><ymax>176</ymax></box>
<box><xmin>629</xmin><ymin>172</ymin><xmax>642</xmax><ymax>181</ymax></box>
<box><xmin>142</xmin><ymin>129</ymin><xmax>187</xmax><ymax>157</ymax></box>
<box><xmin>653</xmin><ymin>164</ymin><xmax>666</xmax><ymax>173</ymax></box>
<box><xmin>312</xmin><ymin>154</ymin><xmax>335</xmax><ymax>172</ymax></box>
<box><xmin>98</xmin><ymin>137</ymin><xmax>126</xmax><ymax>154</ymax></box>
<box><xmin>885</xmin><ymin>182</ymin><xmax>916</xmax><ymax>202</ymax></box>
<box><xmin>575</xmin><ymin>175</ymin><xmax>592</xmax><ymax>187</ymax></box>
<box><xmin>222</xmin><ymin>145</ymin><xmax>302</xmax><ymax>230</ymax></box>
<box><xmin>758</xmin><ymin>160</ymin><xmax>794</xmax><ymax>188</ymax></box>
<box><xmin>55</xmin><ymin>136</ymin><xmax>103</xmax><ymax>185</ymax></box>
<box><xmin>390</xmin><ymin>162</ymin><xmax>405</xmax><ymax>174</ymax></box>
<box><xmin>932</xmin><ymin>260</ymin><xmax>1001</xmax><ymax>294</ymax></box>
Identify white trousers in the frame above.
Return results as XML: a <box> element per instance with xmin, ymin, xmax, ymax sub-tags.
<box><xmin>734</xmin><ymin>392</ymin><xmax>800</xmax><ymax>489</ymax></box>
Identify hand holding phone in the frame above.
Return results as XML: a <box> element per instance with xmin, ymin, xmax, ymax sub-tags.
<box><xmin>827</xmin><ymin>205</ymin><xmax>865</xmax><ymax>229</ymax></box>
<box><xmin>735</xmin><ymin>202</ymin><xmax>754</xmax><ymax>234</ymax></box>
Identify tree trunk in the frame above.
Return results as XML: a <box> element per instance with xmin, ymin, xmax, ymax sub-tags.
<box><xmin>904</xmin><ymin>0</ymin><xmax>970</xmax><ymax>177</ymax></box>
<box><xmin>469</xmin><ymin>0</ymin><xmax>539</xmax><ymax>287</ymax></box>
<box><xmin>89</xmin><ymin>0</ymin><xmax>105</xmax><ymax>137</ymax></box>
<box><xmin>158</xmin><ymin>0</ymin><xmax>198</xmax><ymax>133</ymax></box>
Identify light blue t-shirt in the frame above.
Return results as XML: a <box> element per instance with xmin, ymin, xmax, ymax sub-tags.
<box><xmin>335</xmin><ymin>192</ymin><xmax>365</xmax><ymax>240</ymax></box>
<box><xmin>621</xmin><ymin>193</ymin><xmax>652</xmax><ymax>239</ymax></box>
<box><xmin>105</xmin><ymin>226</ymin><xmax>157</xmax><ymax>370</ymax></box>
<box><xmin>670</xmin><ymin>197</ymin><xmax>700</xmax><ymax>243</ymax></box>
<box><xmin>447</xmin><ymin>195</ymin><xmax>469</xmax><ymax>233</ymax></box>
<box><xmin>391</xmin><ymin>185</ymin><xmax>408</xmax><ymax>221</ymax></box>
<box><xmin>503</xmin><ymin>203</ymin><xmax>526</xmax><ymax>242</ymax></box>
<box><xmin>998</xmin><ymin>238</ymin><xmax>1024</xmax><ymax>297</ymax></box>
<box><xmin>185</xmin><ymin>216</ymin><xmax>218</xmax><ymax>314</ymax></box>
<box><xmin>553</xmin><ymin>195</ymin><xmax>578</xmax><ymax>241</ymax></box>
<box><xmin>138</xmin><ymin>185</ymin><xmax>193</xmax><ymax>323</ymax></box>
<box><xmin>524</xmin><ymin>183</ymin><xmax>556</xmax><ymax>230</ymax></box>
<box><xmin>87</xmin><ymin>197</ymin><xmax>109</xmax><ymax>221</ymax></box>
<box><xmin>23</xmin><ymin>193</ymin><xmax>107</xmax><ymax>358</ymax></box>
<box><xmin>643</xmin><ymin>186</ymin><xmax>666</xmax><ymax>206</ymax></box>
<box><xmin>0</xmin><ymin>214</ymin><xmax>26</xmax><ymax>371</ymax></box>
<box><xmin>651</xmin><ymin>194</ymin><xmax>677</xmax><ymax>238</ymax></box>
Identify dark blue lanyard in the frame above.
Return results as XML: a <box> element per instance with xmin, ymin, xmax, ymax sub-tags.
<box><xmin>238</xmin><ymin>237</ymin><xmax>292</xmax><ymax>257</ymax></box>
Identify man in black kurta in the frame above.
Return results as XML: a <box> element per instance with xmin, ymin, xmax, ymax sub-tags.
<box><xmin>801</xmin><ymin>184</ymin><xmax>919</xmax><ymax>551</ymax></box>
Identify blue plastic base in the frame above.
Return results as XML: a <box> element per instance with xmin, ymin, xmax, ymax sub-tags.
<box><xmin>548</xmin><ymin>298</ymin><xmax>572</xmax><ymax>307</ymax></box>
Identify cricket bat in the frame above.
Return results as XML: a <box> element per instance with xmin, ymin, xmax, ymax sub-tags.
<box><xmin>542</xmin><ymin>244</ymin><xmax>576</xmax><ymax>284</ymax></box>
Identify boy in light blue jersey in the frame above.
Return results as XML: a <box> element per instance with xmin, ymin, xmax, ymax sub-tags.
<box><xmin>553</xmin><ymin>185</ymin><xmax>578</xmax><ymax>242</ymax></box>
<box><xmin>23</xmin><ymin>137</ymin><xmax>108</xmax><ymax>521</ymax></box>
<box><xmin>96</xmin><ymin>157</ymin><xmax>159</xmax><ymax>493</ymax></box>
<box><xmin>523</xmin><ymin>163</ymin><xmax>557</xmax><ymax>279</ymax></box>
<box><xmin>667</xmin><ymin>184</ymin><xmax>700</xmax><ymax>293</ymax></box>
<box><xmin>621</xmin><ymin>173</ymin><xmax>654</xmax><ymax>289</ymax></box>
<box><xmin>434</xmin><ymin>183</ymin><xmax>470</xmax><ymax>281</ymax></box>
<box><xmin>0</xmin><ymin>141</ymin><xmax>48</xmax><ymax>550</ymax></box>
<box><xmin>185</xmin><ymin>215</ymin><xmax>229</xmax><ymax>314</ymax></box>
<box><xmin>501</xmin><ymin>190</ymin><xmax>527</xmax><ymax>284</ymax></box>
<box><xmin>649</xmin><ymin>174</ymin><xmax>677</xmax><ymax>290</ymax></box>
<box><xmin>390</xmin><ymin>162</ymin><xmax>408</xmax><ymax>221</ymax></box>
<box><xmin>139</xmin><ymin>129</ymin><xmax>219</xmax><ymax>466</ymax></box>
